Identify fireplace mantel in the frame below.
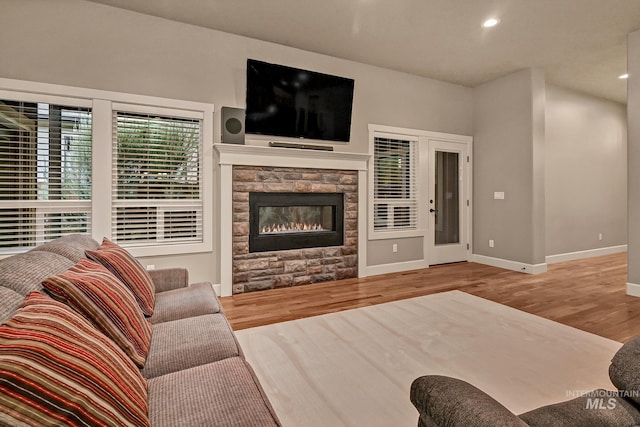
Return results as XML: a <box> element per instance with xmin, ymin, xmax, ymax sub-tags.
<box><xmin>214</xmin><ymin>143</ymin><xmax>370</xmax><ymax>171</ymax></box>
<box><xmin>214</xmin><ymin>143</ymin><xmax>370</xmax><ymax>296</ymax></box>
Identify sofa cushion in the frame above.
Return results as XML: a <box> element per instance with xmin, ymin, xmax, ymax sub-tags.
<box><xmin>150</xmin><ymin>282</ymin><xmax>221</xmax><ymax>324</ymax></box>
<box><xmin>30</xmin><ymin>233</ymin><xmax>99</xmax><ymax>262</ymax></box>
<box><xmin>0</xmin><ymin>287</ymin><xmax>24</xmax><ymax>324</ymax></box>
<box><xmin>609</xmin><ymin>335</ymin><xmax>640</xmax><ymax>404</ymax></box>
<box><xmin>0</xmin><ymin>251</ymin><xmax>73</xmax><ymax>296</ymax></box>
<box><xmin>42</xmin><ymin>258</ymin><xmax>152</xmax><ymax>368</ymax></box>
<box><xmin>86</xmin><ymin>237</ymin><xmax>155</xmax><ymax>316</ymax></box>
<box><xmin>148</xmin><ymin>357</ymin><xmax>280</xmax><ymax>427</ymax></box>
<box><xmin>0</xmin><ymin>292</ymin><xmax>149</xmax><ymax>427</ymax></box>
<box><xmin>142</xmin><ymin>313</ymin><xmax>240</xmax><ymax>379</ymax></box>
<box><xmin>519</xmin><ymin>390</ymin><xmax>640</xmax><ymax>426</ymax></box>
<box><xmin>148</xmin><ymin>267</ymin><xmax>189</xmax><ymax>293</ymax></box>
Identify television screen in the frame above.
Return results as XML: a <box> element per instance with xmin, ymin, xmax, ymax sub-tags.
<box><xmin>245</xmin><ymin>59</ymin><xmax>354</xmax><ymax>143</ymax></box>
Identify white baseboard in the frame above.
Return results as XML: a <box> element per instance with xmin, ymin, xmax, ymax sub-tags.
<box><xmin>471</xmin><ymin>254</ymin><xmax>547</xmax><ymax>274</ymax></box>
<box><xmin>627</xmin><ymin>282</ymin><xmax>640</xmax><ymax>298</ymax></box>
<box><xmin>546</xmin><ymin>245</ymin><xmax>627</xmax><ymax>264</ymax></box>
<box><xmin>365</xmin><ymin>259</ymin><xmax>429</xmax><ymax>277</ymax></box>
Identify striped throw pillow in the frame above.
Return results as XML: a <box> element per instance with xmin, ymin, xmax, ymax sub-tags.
<box><xmin>43</xmin><ymin>258</ymin><xmax>152</xmax><ymax>368</ymax></box>
<box><xmin>86</xmin><ymin>238</ymin><xmax>156</xmax><ymax>316</ymax></box>
<box><xmin>0</xmin><ymin>292</ymin><xmax>149</xmax><ymax>427</ymax></box>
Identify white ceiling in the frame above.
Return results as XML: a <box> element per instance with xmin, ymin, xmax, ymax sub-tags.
<box><xmin>84</xmin><ymin>0</ymin><xmax>640</xmax><ymax>104</ymax></box>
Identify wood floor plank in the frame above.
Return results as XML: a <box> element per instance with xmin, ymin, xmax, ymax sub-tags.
<box><xmin>221</xmin><ymin>252</ymin><xmax>640</xmax><ymax>343</ymax></box>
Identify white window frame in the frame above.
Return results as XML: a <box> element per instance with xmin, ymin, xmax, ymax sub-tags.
<box><xmin>111</xmin><ymin>103</ymin><xmax>205</xmax><ymax>252</ymax></box>
<box><xmin>368</xmin><ymin>125</ymin><xmax>425</xmax><ymax>240</ymax></box>
<box><xmin>0</xmin><ymin>78</ymin><xmax>214</xmax><ymax>258</ymax></box>
<box><xmin>0</xmin><ymin>90</ymin><xmax>93</xmax><ymax>250</ymax></box>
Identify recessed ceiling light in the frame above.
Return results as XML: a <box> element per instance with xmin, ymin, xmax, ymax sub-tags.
<box><xmin>619</xmin><ymin>73</ymin><xmax>629</xmax><ymax>79</ymax></box>
<box><xmin>482</xmin><ymin>18</ymin><xmax>500</xmax><ymax>28</ymax></box>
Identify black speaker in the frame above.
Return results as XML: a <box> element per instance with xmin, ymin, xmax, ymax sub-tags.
<box><xmin>221</xmin><ymin>107</ymin><xmax>245</xmax><ymax>144</ymax></box>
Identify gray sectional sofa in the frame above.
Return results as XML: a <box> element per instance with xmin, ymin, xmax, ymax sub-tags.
<box><xmin>410</xmin><ymin>338</ymin><xmax>640</xmax><ymax>426</ymax></box>
<box><xmin>0</xmin><ymin>234</ymin><xmax>281</xmax><ymax>426</ymax></box>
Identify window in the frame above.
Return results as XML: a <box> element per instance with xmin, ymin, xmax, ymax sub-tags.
<box><xmin>0</xmin><ymin>98</ymin><xmax>91</xmax><ymax>252</ymax></box>
<box><xmin>112</xmin><ymin>110</ymin><xmax>203</xmax><ymax>246</ymax></box>
<box><xmin>371</xmin><ymin>135</ymin><xmax>418</xmax><ymax>233</ymax></box>
<box><xmin>0</xmin><ymin>80</ymin><xmax>213</xmax><ymax>256</ymax></box>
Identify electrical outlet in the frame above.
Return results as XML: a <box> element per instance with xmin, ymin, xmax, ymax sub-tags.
<box><xmin>598</xmin><ymin>233</ymin><xmax>603</xmax><ymax>241</ymax></box>
<box><xmin>392</xmin><ymin>244</ymin><xmax>398</xmax><ymax>253</ymax></box>
<box><xmin>146</xmin><ymin>264</ymin><xmax>155</xmax><ymax>271</ymax></box>
<box><xmin>489</xmin><ymin>240</ymin><xmax>494</xmax><ymax>248</ymax></box>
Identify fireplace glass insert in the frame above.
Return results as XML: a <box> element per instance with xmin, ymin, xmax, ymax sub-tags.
<box><xmin>249</xmin><ymin>192</ymin><xmax>344</xmax><ymax>252</ymax></box>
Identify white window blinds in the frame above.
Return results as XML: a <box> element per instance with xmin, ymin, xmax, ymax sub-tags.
<box><xmin>373</xmin><ymin>136</ymin><xmax>418</xmax><ymax>231</ymax></box>
<box><xmin>0</xmin><ymin>99</ymin><xmax>92</xmax><ymax>252</ymax></box>
<box><xmin>112</xmin><ymin>110</ymin><xmax>203</xmax><ymax>246</ymax></box>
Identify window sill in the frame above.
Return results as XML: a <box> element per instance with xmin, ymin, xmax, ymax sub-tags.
<box><xmin>118</xmin><ymin>241</ymin><xmax>213</xmax><ymax>258</ymax></box>
<box><xmin>368</xmin><ymin>228</ymin><xmax>425</xmax><ymax>240</ymax></box>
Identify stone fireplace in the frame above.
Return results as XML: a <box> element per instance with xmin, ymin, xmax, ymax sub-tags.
<box><xmin>232</xmin><ymin>166</ymin><xmax>357</xmax><ymax>294</ymax></box>
<box><xmin>214</xmin><ymin>144</ymin><xmax>369</xmax><ymax>296</ymax></box>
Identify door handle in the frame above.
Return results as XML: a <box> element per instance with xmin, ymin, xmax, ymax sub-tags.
<box><xmin>429</xmin><ymin>208</ymin><xmax>438</xmax><ymax>213</ymax></box>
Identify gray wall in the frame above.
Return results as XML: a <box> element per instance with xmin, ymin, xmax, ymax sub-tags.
<box><xmin>472</xmin><ymin>68</ymin><xmax>546</xmax><ymax>265</ymax></box>
<box><xmin>367</xmin><ymin>237</ymin><xmax>424</xmax><ymax>266</ymax></box>
<box><xmin>0</xmin><ymin>0</ymin><xmax>473</xmax><ymax>282</ymax></box>
<box><xmin>0</xmin><ymin>0</ymin><xmax>473</xmax><ymax>155</ymax></box>
<box><xmin>628</xmin><ymin>29</ymin><xmax>640</xmax><ymax>287</ymax></box>
<box><xmin>545</xmin><ymin>85</ymin><xmax>627</xmax><ymax>256</ymax></box>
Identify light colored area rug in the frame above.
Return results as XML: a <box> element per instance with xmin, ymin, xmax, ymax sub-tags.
<box><xmin>235</xmin><ymin>290</ymin><xmax>622</xmax><ymax>427</ymax></box>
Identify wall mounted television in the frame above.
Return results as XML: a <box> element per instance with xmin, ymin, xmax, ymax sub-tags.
<box><xmin>245</xmin><ymin>59</ymin><xmax>355</xmax><ymax>143</ymax></box>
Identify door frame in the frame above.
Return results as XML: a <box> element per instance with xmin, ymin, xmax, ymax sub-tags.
<box><xmin>423</xmin><ymin>137</ymin><xmax>472</xmax><ymax>265</ymax></box>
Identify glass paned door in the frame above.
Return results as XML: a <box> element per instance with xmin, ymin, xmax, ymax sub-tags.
<box><xmin>427</xmin><ymin>140</ymin><xmax>469</xmax><ymax>265</ymax></box>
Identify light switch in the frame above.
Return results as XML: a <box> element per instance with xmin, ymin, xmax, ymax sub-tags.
<box><xmin>494</xmin><ymin>192</ymin><xmax>505</xmax><ymax>200</ymax></box>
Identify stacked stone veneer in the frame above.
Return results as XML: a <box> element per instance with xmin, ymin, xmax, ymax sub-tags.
<box><xmin>232</xmin><ymin>165</ymin><xmax>358</xmax><ymax>294</ymax></box>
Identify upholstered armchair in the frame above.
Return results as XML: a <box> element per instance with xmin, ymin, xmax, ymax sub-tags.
<box><xmin>410</xmin><ymin>336</ymin><xmax>640</xmax><ymax>426</ymax></box>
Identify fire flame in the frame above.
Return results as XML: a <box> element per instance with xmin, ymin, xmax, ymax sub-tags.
<box><xmin>261</xmin><ymin>222</ymin><xmax>326</xmax><ymax>234</ymax></box>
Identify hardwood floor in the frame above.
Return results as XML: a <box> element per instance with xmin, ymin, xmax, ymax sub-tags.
<box><xmin>220</xmin><ymin>252</ymin><xmax>640</xmax><ymax>343</ymax></box>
